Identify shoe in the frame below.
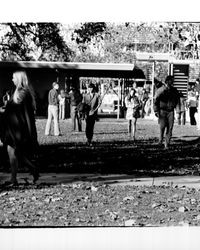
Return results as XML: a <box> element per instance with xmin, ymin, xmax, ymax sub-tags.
<box><xmin>164</xmin><ymin>141</ymin><xmax>169</xmax><ymax>150</ymax></box>
<box><xmin>30</xmin><ymin>169</ymin><xmax>40</xmax><ymax>184</ymax></box>
<box><xmin>87</xmin><ymin>140</ymin><xmax>92</xmax><ymax>146</ymax></box>
<box><xmin>3</xmin><ymin>180</ymin><xmax>18</xmax><ymax>187</ymax></box>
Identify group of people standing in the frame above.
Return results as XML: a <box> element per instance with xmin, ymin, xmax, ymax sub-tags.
<box><xmin>44</xmin><ymin>82</ymin><xmax>100</xmax><ymax>146</ymax></box>
<box><xmin>125</xmin><ymin>75</ymin><xmax>190</xmax><ymax>150</ymax></box>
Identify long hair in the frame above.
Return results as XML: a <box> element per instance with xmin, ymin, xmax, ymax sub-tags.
<box><xmin>13</xmin><ymin>71</ymin><xmax>36</xmax><ymax>109</ymax></box>
<box><xmin>127</xmin><ymin>88</ymin><xmax>136</xmax><ymax>102</ymax></box>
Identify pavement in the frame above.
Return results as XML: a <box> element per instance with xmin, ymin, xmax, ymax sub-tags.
<box><xmin>1</xmin><ymin>172</ymin><xmax>200</xmax><ymax>189</ymax></box>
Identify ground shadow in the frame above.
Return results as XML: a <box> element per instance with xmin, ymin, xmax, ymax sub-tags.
<box><xmin>1</xmin><ymin>136</ymin><xmax>200</xmax><ymax>191</ymax></box>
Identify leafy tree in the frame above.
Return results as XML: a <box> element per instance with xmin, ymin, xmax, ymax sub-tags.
<box><xmin>0</xmin><ymin>23</ymin><xmax>73</xmax><ymax>61</ymax></box>
<box><xmin>72</xmin><ymin>22</ymin><xmax>106</xmax><ymax>51</ymax></box>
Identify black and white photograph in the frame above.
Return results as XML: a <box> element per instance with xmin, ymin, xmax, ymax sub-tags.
<box><xmin>1</xmin><ymin>1</ymin><xmax>200</xmax><ymax>249</ymax></box>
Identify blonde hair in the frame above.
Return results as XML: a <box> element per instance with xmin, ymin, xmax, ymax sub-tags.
<box><xmin>13</xmin><ymin>70</ymin><xmax>36</xmax><ymax>109</ymax></box>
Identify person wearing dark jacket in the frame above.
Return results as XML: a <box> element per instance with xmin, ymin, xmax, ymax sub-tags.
<box><xmin>82</xmin><ymin>83</ymin><xmax>100</xmax><ymax>145</ymax></box>
<box><xmin>0</xmin><ymin>71</ymin><xmax>39</xmax><ymax>185</ymax></box>
<box><xmin>68</xmin><ymin>87</ymin><xmax>82</xmax><ymax>132</ymax></box>
<box><xmin>154</xmin><ymin>75</ymin><xmax>180</xmax><ymax>149</ymax></box>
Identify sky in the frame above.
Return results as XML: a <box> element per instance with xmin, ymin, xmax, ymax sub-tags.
<box><xmin>0</xmin><ymin>0</ymin><xmax>200</xmax><ymax>23</ymax></box>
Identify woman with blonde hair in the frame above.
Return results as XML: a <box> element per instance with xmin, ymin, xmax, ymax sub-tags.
<box><xmin>1</xmin><ymin>70</ymin><xmax>39</xmax><ymax>186</ymax></box>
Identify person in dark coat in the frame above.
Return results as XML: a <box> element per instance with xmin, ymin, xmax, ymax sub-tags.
<box><xmin>154</xmin><ymin>75</ymin><xmax>180</xmax><ymax>149</ymax></box>
<box><xmin>68</xmin><ymin>87</ymin><xmax>83</xmax><ymax>132</ymax></box>
<box><xmin>82</xmin><ymin>83</ymin><xmax>100</xmax><ymax>145</ymax></box>
<box><xmin>0</xmin><ymin>70</ymin><xmax>39</xmax><ymax>185</ymax></box>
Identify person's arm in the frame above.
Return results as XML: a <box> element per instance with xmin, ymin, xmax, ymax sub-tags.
<box><xmin>125</xmin><ymin>97</ymin><xmax>133</xmax><ymax>109</ymax></box>
<box><xmin>13</xmin><ymin>87</ymin><xmax>26</xmax><ymax>104</ymax></box>
<box><xmin>175</xmin><ymin>91</ymin><xmax>181</xmax><ymax>112</ymax></box>
<box><xmin>153</xmin><ymin>88</ymin><xmax>163</xmax><ymax>116</ymax></box>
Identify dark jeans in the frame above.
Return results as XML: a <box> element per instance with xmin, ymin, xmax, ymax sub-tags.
<box><xmin>85</xmin><ymin>114</ymin><xmax>96</xmax><ymax>142</ymax></box>
<box><xmin>71</xmin><ymin>106</ymin><xmax>82</xmax><ymax>131</ymax></box>
<box><xmin>159</xmin><ymin>110</ymin><xmax>174</xmax><ymax>146</ymax></box>
<box><xmin>177</xmin><ymin>111</ymin><xmax>186</xmax><ymax>125</ymax></box>
<box><xmin>189</xmin><ymin>107</ymin><xmax>197</xmax><ymax>125</ymax></box>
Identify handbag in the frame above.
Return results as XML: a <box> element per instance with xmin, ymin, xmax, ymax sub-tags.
<box><xmin>76</xmin><ymin>102</ymin><xmax>90</xmax><ymax>119</ymax></box>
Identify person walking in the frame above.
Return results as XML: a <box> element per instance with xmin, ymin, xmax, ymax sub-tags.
<box><xmin>125</xmin><ymin>88</ymin><xmax>141</xmax><ymax>141</ymax></box>
<box><xmin>176</xmin><ymin>92</ymin><xmax>186</xmax><ymax>125</ymax></box>
<box><xmin>68</xmin><ymin>86</ymin><xmax>82</xmax><ymax>132</ymax></box>
<box><xmin>45</xmin><ymin>82</ymin><xmax>60</xmax><ymax>136</ymax></box>
<box><xmin>82</xmin><ymin>83</ymin><xmax>100</xmax><ymax>145</ymax></box>
<box><xmin>58</xmin><ymin>89</ymin><xmax>66</xmax><ymax>120</ymax></box>
<box><xmin>0</xmin><ymin>70</ymin><xmax>39</xmax><ymax>185</ymax></box>
<box><xmin>153</xmin><ymin>75</ymin><xmax>180</xmax><ymax>149</ymax></box>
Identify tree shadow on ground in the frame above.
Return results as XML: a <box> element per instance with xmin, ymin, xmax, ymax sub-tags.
<box><xmin>1</xmin><ymin>136</ymin><xmax>200</xmax><ymax>191</ymax></box>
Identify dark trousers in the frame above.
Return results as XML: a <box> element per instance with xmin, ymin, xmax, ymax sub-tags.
<box><xmin>159</xmin><ymin>110</ymin><xmax>174</xmax><ymax>146</ymax></box>
<box><xmin>177</xmin><ymin>111</ymin><xmax>186</xmax><ymax>125</ymax></box>
<box><xmin>71</xmin><ymin>106</ymin><xmax>82</xmax><ymax>131</ymax></box>
<box><xmin>189</xmin><ymin>107</ymin><xmax>197</xmax><ymax>125</ymax></box>
<box><xmin>85</xmin><ymin>114</ymin><xmax>96</xmax><ymax>142</ymax></box>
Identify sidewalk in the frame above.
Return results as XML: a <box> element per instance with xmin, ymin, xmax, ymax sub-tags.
<box><xmin>1</xmin><ymin>172</ymin><xmax>200</xmax><ymax>189</ymax></box>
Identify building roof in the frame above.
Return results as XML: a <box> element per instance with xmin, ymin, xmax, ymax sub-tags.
<box><xmin>0</xmin><ymin>61</ymin><xmax>146</xmax><ymax>79</ymax></box>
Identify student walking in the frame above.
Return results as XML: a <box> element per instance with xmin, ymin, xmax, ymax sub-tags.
<box><xmin>0</xmin><ymin>70</ymin><xmax>39</xmax><ymax>185</ymax></box>
<box><xmin>45</xmin><ymin>82</ymin><xmax>60</xmax><ymax>136</ymax></box>
<box><xmin>154</xmin><ymin>75</ymin><xmax>180</xmax><ymax>149</ymax></box>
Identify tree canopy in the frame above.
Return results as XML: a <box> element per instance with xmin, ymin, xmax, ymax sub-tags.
<box><xmin>1</xmin><ymin>22</ymin><xmax>200</xmax><ymax>62</ymax></box>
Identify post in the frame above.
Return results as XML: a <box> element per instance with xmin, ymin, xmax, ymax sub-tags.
<box><xmin>117</xmin><ymin>79</ymin><xmax>120</xmax><ymax>119</ymax></box>
<box><xmin>151</xmin><ymin>61</ymin><xmax>155</xmax><ymax>116</ymax></box>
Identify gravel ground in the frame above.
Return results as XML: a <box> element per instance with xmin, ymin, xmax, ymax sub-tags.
<box><xmin>1</xmin><ymin>117</ymin><xmax>200</xmax><ymax>227</ymax></box>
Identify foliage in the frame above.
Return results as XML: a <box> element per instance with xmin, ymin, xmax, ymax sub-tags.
<box><xmin>73</xmin><ymin>22</ymin><xmax>106</xmax><ymax>49</ymax></box>
<box><xmin>0</xmin><ymin>23</ymin><xmax>73</xmax><ymax>61</ymax></box>
<box><xmin>1</xmin><ymin>22</ymin><xmax>200</xmax><ymax>64</ymax></box>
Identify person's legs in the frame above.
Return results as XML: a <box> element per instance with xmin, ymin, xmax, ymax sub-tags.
<box><xmin>52</xmin><ymin>106</ymin><xmax>60</xmax><ymax>136</ymax></box>
<box><xmin>190</xmin><ymin>107</ymin><xmax>196</xmax><ymax>125</ymax></box>
<box><xmin>158</xmin><ymin>110</ymin><xmax>166</xmax><ymax>144</ymax></box>
<box><xmin>76</xmin><ymin>110</ymin><xmax>82</xmax><ymax>132</ymax></box>
<box><xmin>62</xmin><ymin>103</ymin><xmax>65</xmax><ymax>119</ymax></box>
<box><xmin>85</xmin><ymin>115</ymin><xmax>95</xmax><ymax>144</ymax></box>
<box><xmin>70</xmin><ymin>106</ymin><xmax>76</xmax><ymax>131</ymax></box>
<box><xmin>59</xmin><ymin>104</ymin><xmax>62</xmax><ymax>120</ymax></box>
<box><xmin>128</xmin><ymin>120</ymin><xmax>132</xmax><ymax>136</ymax></box>
<box><xmin>165</xmin><ymin>111</ymin><xmax>174</xmax><ymax>148</ymax></box>
<box><xmin>177</xmin><ymin>112</ymin><xmax>181</xmax><ymax>125</ymax></box>
<box><xmin>132</xmin><ymin>118</ymin><xmax>137</xmax><ymax>140</ymax></box>
<box><xmin>22</xmin><ymin>155</ymin><xmax>40</xmax><ymax>183</ymax></box>
<box><xmin>7</xmin><ymin>145</ymin><xmax>18</xmax><ymax>184</ymax></box>
<box><xmin>182</xmin><ymin>111</ymin><xmax>186</xmax><ymax>125</ymax></box>
<box><xmin>45</xmin><ymin>106</ymin><xmax>53</xmax><ymax>135</ymax></box>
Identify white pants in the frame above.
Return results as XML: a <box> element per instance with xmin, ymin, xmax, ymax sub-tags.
<box><xmin>45</xmin><ymin>105</ymin><xmax>60</xmax><ymax>136</ymax></box>
<box><xmin>59</xmin><ymin>103</ymin><xmax>65</xmax><ymax>120</ymax></box>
